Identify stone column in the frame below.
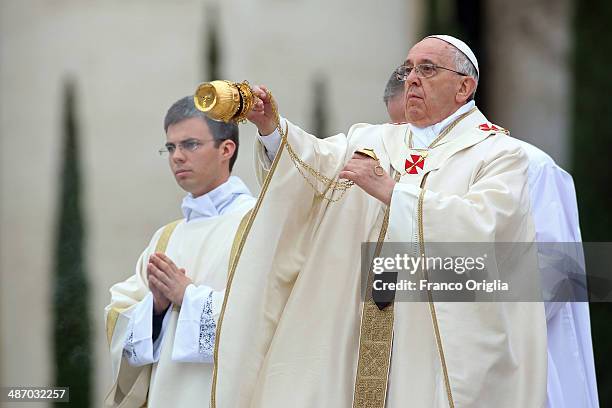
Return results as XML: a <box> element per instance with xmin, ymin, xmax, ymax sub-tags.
<box><xmin>485</xmin><ymin>0</ymin><xmax>572</xmax><ymax>167</ymax></box>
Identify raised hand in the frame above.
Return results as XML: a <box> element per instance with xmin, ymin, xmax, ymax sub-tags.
<box><xmin>246</xmin><ymin>84</ymin><xmax>278</xmax><ymax>136</ymax></box>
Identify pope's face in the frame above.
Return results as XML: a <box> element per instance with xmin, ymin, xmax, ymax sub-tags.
<box><xmin>403</xmin><ymin>38</ymin><xmax>468</xmax><ymax>127</ymax></box>
<box><xmin>165</xmin><ymin>117</ymin><xmax>230</xmax><ymax>197</ymax></box>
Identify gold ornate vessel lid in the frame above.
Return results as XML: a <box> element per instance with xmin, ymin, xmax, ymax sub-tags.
<box><xmin>194</xmin><ymin>80</ymin><xmax>254</xmax><ymax>123</ymax></box>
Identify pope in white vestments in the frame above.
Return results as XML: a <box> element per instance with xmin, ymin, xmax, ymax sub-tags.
<box><xmin>212</xmin><ymin>36</ymin><xmax>548</xmax><ymax>408</ymax></box>
<box><xmin>104</xmin><ymin>97</ymin><xmax>255</xmax><ymax>407</ymax></box>
<box><xmin>385</xmin><ymin>69</ymin><xmax>600</xmax><ymax>408</ymax></box>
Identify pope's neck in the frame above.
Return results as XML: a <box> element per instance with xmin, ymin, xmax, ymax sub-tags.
<box><xmin>408</xmin><ymin>101</ymin><xmax>476</xmax><ymax>148</ymax></box>
<box><xmin>410</xmin><ymin>102</ymin><xmax>467</xmax><ymax>128</ymax></box>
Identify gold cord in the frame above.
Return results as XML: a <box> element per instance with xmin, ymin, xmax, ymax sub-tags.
<box><xmin>408</xmin><ymin>107</ymin><xmax>478</xmax><ymax>151</ymax></box>
<box><xmin>418</xmin><ymin>172</ymin><xmax>455</xmax><ymax>408</ymax></box>
<box><xmin>267</xmin><ymin>90</ymin><xmax>355</xmax><ymax>202</ymax></box>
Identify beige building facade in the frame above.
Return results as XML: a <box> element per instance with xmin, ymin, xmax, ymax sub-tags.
<box><xmin>0</xmin><ymin>0</ymin><xmax>417</xmax><ymax>406</ymax></box>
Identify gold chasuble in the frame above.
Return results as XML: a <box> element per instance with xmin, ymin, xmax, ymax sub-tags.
<box><xmin>213</xmin><ymin>109</ymin><xmax>547</xmax><ymax>408</ymax></box>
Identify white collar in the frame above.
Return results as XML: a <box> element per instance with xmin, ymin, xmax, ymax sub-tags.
<box><xmin>180</xmin><ymin>176</ymin><xmax>252</xmax><ymax>222</ymax></box>
<box><xmin>408</xmin><ymin>101</ymin><xmax>476</xmax><ymax>149</ymax></box>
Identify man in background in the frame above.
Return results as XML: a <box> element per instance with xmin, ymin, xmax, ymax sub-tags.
<box><xmin>383</xmin><ymin>70</ymin><xmax>407</xmax><ymax>124</ymax></box>
<box><xmin>383</xmin><ymin>72</ymin><xmax>600</xmax><ymax>408</ymax></box>
<box><xmin>104</xmin><ymin>96</ymin><xmax>255</xmax><ymax>407</ymax></box>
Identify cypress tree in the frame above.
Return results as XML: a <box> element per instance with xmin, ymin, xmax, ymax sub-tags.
<box><xmin>204</xmin><ymin>4</ymin><xmax>221</xmax><ymax>80</ymax></box>
<box><xmin>311</xmin><ymin>75</ymin><xmax>329</xmax><ymax>139</ymax></box>
<box><xmin>52</xmin><ymin>78</ymin><xmax>90</xmax><ymax>407</ymax></box>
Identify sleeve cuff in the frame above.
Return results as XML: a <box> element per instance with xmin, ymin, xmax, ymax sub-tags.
<box><xmin>172</xmin><ymin>284</ymin><xmax>221</xmax><ymax>363</ymax></box>
<box><xmin>123</xmin><ymin>293</ymin><xmax>157</xmax><ymax>366</ymax></box>
<box><xmin>258</xmin><ymin>117</ymin><xmax>285</xmax><ymax>162</ymax></box>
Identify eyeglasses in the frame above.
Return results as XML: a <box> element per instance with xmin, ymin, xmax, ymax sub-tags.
<box><xmin>158</xmin><ymin>139</ymin><xmax>215</xmax><ymax>156</ymax></box>
<box><xmin>395</xmin><ymin>63</ymin><xmax>468</xmax><ymax>80</ymax></box>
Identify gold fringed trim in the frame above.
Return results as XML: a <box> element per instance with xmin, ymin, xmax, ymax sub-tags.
<box><xmin>106</xmin><ymin>307</ymin><xmax>125</xmax><ymax>346</ymax></box>
<box><xmin>352</xmin><ymin>172</ymin><xmax>400</xmax><ymax>408</ymax></box>
<box><xmin>155</xmin><ymin>220</ymin><xmax>182</xmax><ymax>253</ymax></box>
<box><xmin>418</xmin><ymin>174</ymin><xmax>455</xmax><ymax>408</ymax></box>
<box><xmin>158</xmin><ymin>220</ymin><xmax>181</xmax><ymax>312</ymax></box>
<box><xmin>210</xmin><ymin>123</ymin><xmax>289</xmax><ymax>408</ymax></box>
<box><xmin>228</xmin><ymin>209</ymin><xmax>253</xmax><ymax>270</ymax></box>
<box><xmin>352</xmin><ymin>301</ymin><xmax>395</xmax><ymax>408</ymax></box>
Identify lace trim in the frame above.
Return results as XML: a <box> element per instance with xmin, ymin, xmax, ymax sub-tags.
<box><xmin>123</xmin><ymin>331</ymin><xmax>138</xmax><ymax>363</ymax></box>
<box><xmin>199</xmin><ymin>291</ymin><xmax>216</xmax><ymax>356</ymax></box>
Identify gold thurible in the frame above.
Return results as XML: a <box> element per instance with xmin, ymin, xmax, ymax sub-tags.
<box><xmin>194</xmin><ymin>79</ymin><xmax>355</xmax><ymax>202</ymax></box>
<box><xmin>194</xmin><ymin>80</ymin><xmax>256</xmax><ymax>123</ymax></box>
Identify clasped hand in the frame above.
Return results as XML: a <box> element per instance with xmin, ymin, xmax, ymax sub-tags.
<box><xmin>339</xmin><ymin>153</ymin><xmax>396</xmax><ymax>205</ymax></box>
<box><xmin>147</xmin><ymin>253</ymin><xmax>192</xmax><ymax>314</ymax></box>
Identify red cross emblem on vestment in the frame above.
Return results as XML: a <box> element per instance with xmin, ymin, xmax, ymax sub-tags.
<box><xmin>405</xmin><ymin>154</ymin><xmax>425</xmax><ymax>174</ymax></box>
<box><xmin>478</xmin><ymin>123</ymin><xmax>509</xmax><ymax>134</ymax></box>
<box><xmin>478</xmin><ymin>123</ymin><xmax>500</xmax><ymax>132</ymax></box>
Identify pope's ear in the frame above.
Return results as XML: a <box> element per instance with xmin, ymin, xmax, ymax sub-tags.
<box><xmin>456</xmin><ymin>77</ymin><xmax>477</xmax><ymax>103</ymax></box>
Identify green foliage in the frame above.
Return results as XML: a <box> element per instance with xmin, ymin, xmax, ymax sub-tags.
<box><xmin>422</xmin><ymin>0</ymin><xmax>488</xmax><ymax>108</ymax></box>
<box><xmin>424</xmin><ymin>0</ymin><xmax>462</xmax><ymax>38</ymax></box>
<box><xmin>311</xmin><ymin>76</ymin><xmax>329</xmax><ymax>139</ymax></box>
<box><xmin>573</xmin><ymin>2</ymin><xmax>612</xmax><ymax>405</ymax></box>
<box><xmin>204</xmin><ymin>5</ymin><xmax>221</xmax><ymax>80</ymax></box>
<box><xmin>53</xmin><ymin>79</ymin><xmax>90</xmax><ymax>407</ymax></box>
<box><xmin>572</xmin><ymin>1</ymin><xmax>612</xmax><ymax>242</ymax></box>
